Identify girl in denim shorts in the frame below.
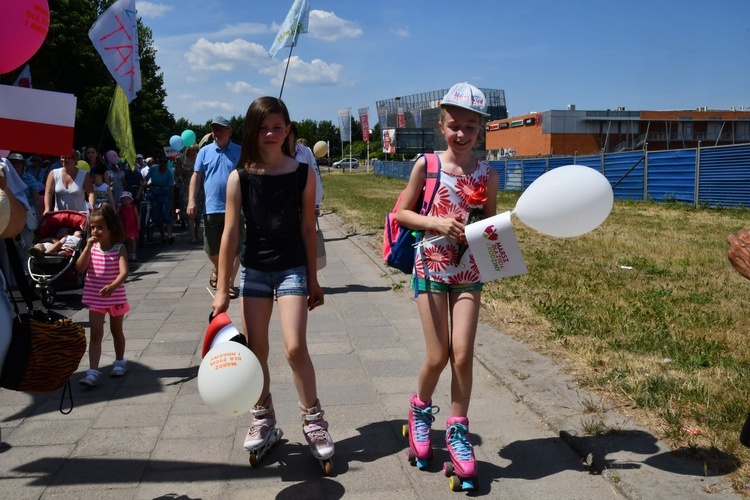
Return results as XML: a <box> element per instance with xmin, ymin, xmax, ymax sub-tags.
<box><xmin>211</xmin><ymin>97</ymin><xmax>333</xmax><ymax>470</ymax></box>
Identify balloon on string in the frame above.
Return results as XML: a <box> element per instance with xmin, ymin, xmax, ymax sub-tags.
<box><xmin>513</xmin><ymin>165</ymin><xmax>613</xmax><ymax>238</ymax></box>
<box><xmin>76</xmin><ymin>160</ymin><xmax>90</xmax><ymax>172</ymax></box>
<box><xmin>198</xmin><ymin>340</ymin><xmax>263</xmax><ymax>417</ymax></box>
<box><xmin>105</xmin><ymin>150</ymin><xmax>119</xmax><ymax>165</ymax></box>
<box><xmin>0</xmin><ymin>0</ymin><xmax>50</xmax><ymax>74</ymax></box>
<box><xmin>313</xmin><ymin>141</ymin><xmax>328</xmax><ymax>158</ymax></box>
<box><xmin>181</xmin><ymin>129</ymin><xmax>196</xmax><ymax>148</ymax></box>
<box><xmin>169</xmin><ymin>135</ymin><xmax>184</xmax><ymax>151</ymax></box>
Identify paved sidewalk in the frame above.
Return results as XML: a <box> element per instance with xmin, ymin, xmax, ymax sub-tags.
<box><xmin>0</xmin><ymin>214</ymin><xmax>738</xmax><ymax>499</ymax></box>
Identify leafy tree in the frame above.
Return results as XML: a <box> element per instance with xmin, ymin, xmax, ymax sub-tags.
<box><xmin>0</xmin><ymin>0</ymin><xmax>174</xmax><ymax>158</ymax></box>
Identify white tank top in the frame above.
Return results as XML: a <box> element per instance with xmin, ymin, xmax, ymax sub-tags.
<box><xmin>53</xmin><ymin>168</ymin><xmax>88</xmax><ymax>212</ymax></box>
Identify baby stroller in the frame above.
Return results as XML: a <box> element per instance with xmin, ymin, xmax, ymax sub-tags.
<box><xmin>26</xmin><ymin>210</ymin><xmax>88</xmax><ymax>308</ymax></box>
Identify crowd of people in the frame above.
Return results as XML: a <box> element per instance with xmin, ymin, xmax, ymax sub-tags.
<box><xmin>2</xmin><ymin>145</ymin><xmax>206</xmax><ymax>258</ymax></box>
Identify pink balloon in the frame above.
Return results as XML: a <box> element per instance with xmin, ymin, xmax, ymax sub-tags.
<box><xmin>105</xmin><ymin>150</ymin><xmax>119</xmax><ymax>164</ymax></box>
<box><xmin>0</xmin><ymin>0</ymin><xmax>50</xmax><ymax>74</ymax></box>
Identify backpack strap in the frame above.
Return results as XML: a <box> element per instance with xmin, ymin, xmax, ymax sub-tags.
<box><xmin>420</xmin><ymin>153</ymin><xmax>442</xmax><ymax>216</ymax></box>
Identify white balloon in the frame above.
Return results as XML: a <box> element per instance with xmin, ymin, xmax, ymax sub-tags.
<box><xmin>513</xmin><ymin>165</ymin><xmax>614</xmax><ymax>238</ymax></box>
<box><xmin>313</xmin><ymin>141</ymin><xmax>328</xmax><ymax>158</ymax></box>
<box><xmin>198</xmin><ymin>341</ymin><xmax>263</xmax><ymax>416</ymax></box>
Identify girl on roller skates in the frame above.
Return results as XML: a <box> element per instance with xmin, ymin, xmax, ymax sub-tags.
<box><xmin>395</xmin><ymin>82</ymin><xmax>499</xmax><ymax>490</ymax></box>
<box><xmin>211</xmin><ymin>96</ymin><xmax>333</xmax><ymax>473</ymax></box>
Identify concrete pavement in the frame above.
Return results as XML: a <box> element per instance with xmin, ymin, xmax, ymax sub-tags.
<box><xmin>0</xmin><ymin>214</ymin><xmax>738</xmax><ymax>499</ymax></box>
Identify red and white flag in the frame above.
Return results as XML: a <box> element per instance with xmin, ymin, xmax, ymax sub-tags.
<box><xmin>358</xmin><ymin>107</ymin><xmax>370</xmax><ymax>142</ymax></box>
<box><xmin>12</xmin><ymin>65</ymin><xmax>32</xmax><ymax>88</ymax></box>
<box><xmin>0</xmin><ymin>84</ymin><xmax>77</xmax><ymax>156</ymax></box>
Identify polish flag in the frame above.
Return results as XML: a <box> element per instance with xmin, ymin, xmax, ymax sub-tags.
<box><xmin>0</xmin><ymin>84</ymin><xmax>77</xmax><ymax>156</ymax></box>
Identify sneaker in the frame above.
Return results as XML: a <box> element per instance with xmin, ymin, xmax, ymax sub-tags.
<box><xmin>128</xmin><ymin>253</ymin><xmax>137</xmax><ymax>262</ymax></box>
<box><xmin>110</xmin><ymin>359</ymin><xmax>128</xmax><ymax>377</ymax></box>
<box><xmin>79</xmin><ymin>369</ymin><xmax>101</xmax><ymax>386</ymax></box>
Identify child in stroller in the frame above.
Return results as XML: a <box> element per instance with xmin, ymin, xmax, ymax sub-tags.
<box><xmin>28</xmin><ymin>228</ymin><xmax>83</xmax><ymax>258</ymax></box>
<box><xmin>27</xmin><ymin>210</ymin><xmax>88</xmax><ymax>307</ymax></box>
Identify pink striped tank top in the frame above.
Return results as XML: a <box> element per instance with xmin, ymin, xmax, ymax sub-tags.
<box><xmin>82</xmin><ymin>243</ymin><xmax>127</xmax><ymax>308</ymax></box>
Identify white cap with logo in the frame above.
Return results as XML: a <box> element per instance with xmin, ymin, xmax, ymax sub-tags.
<box><xmin>441</xmin><ymin>82</ymin><xmax>489</xmax><ymax>117</ymax></box>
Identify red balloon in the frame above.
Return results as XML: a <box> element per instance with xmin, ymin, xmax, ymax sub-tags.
<box><xmin>0</xmin><ymin>0</ymin><xmax>50</xmax><ymax>74</ymax></box>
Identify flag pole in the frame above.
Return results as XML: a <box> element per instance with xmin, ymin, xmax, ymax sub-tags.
<box><xmin>99</xmin><ymin>86</ymin><xmax>118</xmax><ymax>150</ymax></box>
<box><xmin>279</xmin><ymin>43</ymin><xmax>295</xmax><ymax>100</ymax></box>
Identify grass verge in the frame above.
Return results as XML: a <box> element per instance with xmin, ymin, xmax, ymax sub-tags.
<box><xmin>321</xmin><ymin>168</ymin><xmax>750</xmax><ymax>490</ymax></box>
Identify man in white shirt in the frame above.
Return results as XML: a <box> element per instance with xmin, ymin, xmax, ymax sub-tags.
<box><xmin>292</xmin><ymin>135</ymin><xmax>323</xmax><ymax>216</ymax></box>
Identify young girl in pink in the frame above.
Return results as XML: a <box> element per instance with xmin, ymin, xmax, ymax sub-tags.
<box><xmin>76</xmin><ymin>204</ymin><xmax>129</xmax><ymax>386</ymax></box>
<box><xmin>396</xmin><ymin>82</ymin><xmax>499</xmax><ymax>488</ymax></box>
<box><xmin>118</xmin><ymin>191</ymin><xmax>140</xmax><ymax>261</ymax></box>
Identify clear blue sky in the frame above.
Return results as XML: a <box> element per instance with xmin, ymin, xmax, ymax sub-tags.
<box><xmin>137</xmin><ymin>0</ymin><xmax>750</xmax><ymax>126</ymax></box>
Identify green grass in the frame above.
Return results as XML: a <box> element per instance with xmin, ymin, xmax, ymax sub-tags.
<box><xmin>321</xmin><ymin>168</ymin><xmax>750</xmax><ymax>488</ymax></box>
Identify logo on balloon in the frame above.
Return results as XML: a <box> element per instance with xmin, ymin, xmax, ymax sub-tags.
<box><xmin>198</xmin><ymin>341</ymin><xmax>263</xmax><ymax>417</ymax></box>
<box><xmin>482</xmin><ymin>225</ymin><xmax>499</xmax><ymax>241</ymax></box>
<box><xmin>0</xmin><ymin>1</ymin><xmax>50</xmax><ymax>75</ymax></box>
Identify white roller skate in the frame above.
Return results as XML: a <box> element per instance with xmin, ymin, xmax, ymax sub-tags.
<box><xmin>300</xmin><ymin>399</ymin><xmax>335</xmax><ymax>475</ymax></box>
<box><xmin>244</xmin><ymin>394</ymin><xmax>283</xmax><ymax>467</ymax></box>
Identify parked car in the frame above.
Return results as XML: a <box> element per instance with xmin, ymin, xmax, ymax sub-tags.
<box><xmin>333</xmin><ymin>158</ymin><xmax>359</xmax><ymax>169</ymax></box>
<box><xmin>317</xmin><ymin>158</ymin><xmax>330</xmax><ymax>166</ymax></box>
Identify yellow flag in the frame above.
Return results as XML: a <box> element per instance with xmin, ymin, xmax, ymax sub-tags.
<box><xmin>106</xmin><ymin>85</ymin><xmax>136</xmax><ymax>167</ymax></box>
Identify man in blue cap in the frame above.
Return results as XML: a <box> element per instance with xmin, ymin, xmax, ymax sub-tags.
<box><xmin>188</xmin><ymin>116</ymin><xmax>241</xmax><ymax>296</ymax></box>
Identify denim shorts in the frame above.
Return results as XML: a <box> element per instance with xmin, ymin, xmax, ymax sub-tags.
<box><xmin>240</xmin><ymin>266</ymin><xmax>308</xmax><ymax>299</ymax></box>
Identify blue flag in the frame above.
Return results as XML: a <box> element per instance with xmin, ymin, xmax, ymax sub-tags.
<box><xmin>268</xmin><ymin>0</ymin><xmax>311</xmax><ymax>58</ymax></box>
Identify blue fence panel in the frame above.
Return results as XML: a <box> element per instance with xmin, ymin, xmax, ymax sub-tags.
<box><xmin>548</xmin><ymin>156</ymin><xmax>576</xmax><ymax>171</ymax></box>
<box><xmin>522</xmin><ymin>159</ymin><xmax>547</xmax><ymax>189</ymax></box>
<box><xmin>646</xmin><ymin>150</ymin><xmax>697</xmax><ymax>203</ymax></box>
<box><xmin>604</xmin><ymin>152</ymin><xmax>645</xmax><ymax>201</ymax></box>
<box><xmin>375</xmin><ymin>143</ymin><xmax>750</xmax><ymax>207</ymax></box>
<box><xmin>375</xmin><ymin>160</ymin><xmax>411</xmax><ymax>180</ymax></box>
<box><xmin>698</xmin><ymin>144</ymin><xmax>750</xmax><ymax>207</ymax></box>
<box><xmin>573</xmin><ymin>155</ymin><xmax>603</xmax><ymax>171</ymax></box>
<box><xmin>488</xmin><ymin>161</ymin><xmax>506</xmax><ymax>190</ymax></box>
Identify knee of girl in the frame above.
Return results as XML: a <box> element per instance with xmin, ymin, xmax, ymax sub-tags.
<box><xmin>284</xmin><ymin>344</ymin><xmax>311</xmax><ymax>368</ymax></box>
<box><xmin>451</xmin><ymin>351</ymin><xmax>474</xmax><ymax>371</ymax></box>
<box><xmin>425</xmin><ymin>353</ymin><xmax>450</xmax><ymax>372</ymax></box>
<box><xmin>89</xmin><ymin>331</ymin><xmax>105</xmax><ymax>343</ymax></box>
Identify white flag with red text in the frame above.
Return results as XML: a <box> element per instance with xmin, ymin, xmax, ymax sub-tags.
<box><xmin>88</xmin><ymin>0</ymin><xmax>141</xmax><ymax>102</ymax></box>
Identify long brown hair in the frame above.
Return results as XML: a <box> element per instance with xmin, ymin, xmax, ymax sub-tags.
<box><xmin>237</xmin><ymin>96</ymin><xmax>292</xmax><ymax>170</ymax></box>
<box><xmin>90</xmin><ymin>203</ymin><xmax>125</xmax><ymax>244</ymax></box>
